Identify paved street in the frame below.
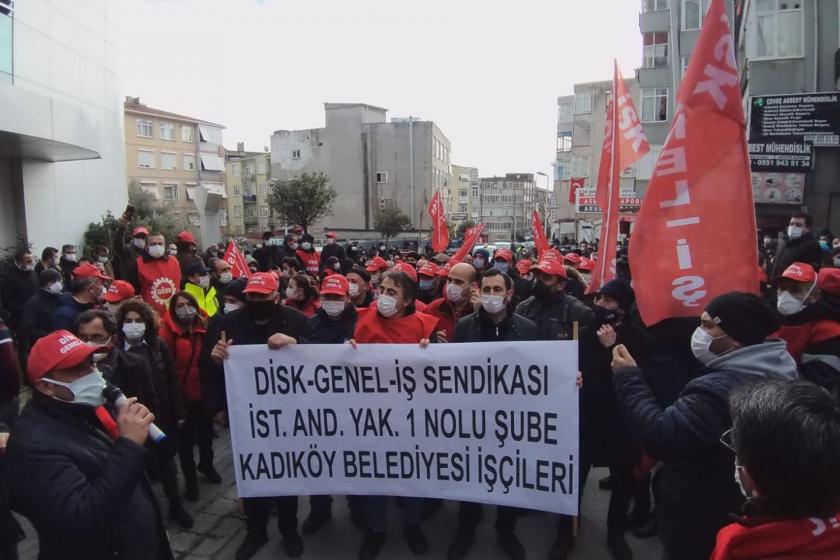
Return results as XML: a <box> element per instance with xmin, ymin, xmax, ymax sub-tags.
<box><xmin>16</xmin><ymin>427</ymin><xmax>662</xmax><ymax>560</ymax></box>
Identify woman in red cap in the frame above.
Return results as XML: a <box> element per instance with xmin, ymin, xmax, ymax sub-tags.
<box><xmin>350</xmin><ymin>270</ymin><xmax>438</xmax><ymax>560</ymax></box>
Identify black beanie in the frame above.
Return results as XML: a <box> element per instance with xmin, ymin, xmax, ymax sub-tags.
<box><xmin>705</xmin><ymin>292</ymin><xmax>780</xmax><ymax>347</ymax></box>
<box><xmin>597</xmin><ymin>279</ymin><xmax>635</xmax><ymax>311</ymax></box>
<box><xmin>224</xmin><ymin>277</ymin><xmax>248</xmax><ymax>302</ymax></box>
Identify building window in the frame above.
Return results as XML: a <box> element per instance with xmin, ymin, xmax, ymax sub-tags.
<box><xmin>234</xmin><ymin>205</ymin><xmax>242</xmax><ymax>218</ymax></box>
<box><xmin>159</xmin><ymin>122</ymin><xmax>175</xmax><ymax>141</ymax></box>
<box><xmin>244</xmin><ymin>164</ymin><xmax>255</xmax><ymax>175</ymax></box>
<box><xmin>232</xmin><ymin>166</ymin><xmax>240</xmax><ymax>177</ymax></box>
<box><xmin>258</xmin><ymin>183</ymin><xmax>268</xmax><ymax>195</ymax></box>
<box><xmin>376</xmin><ymin>172</ymin><xmax>388</xmax><ymax>184</ymax></box>
<box><xmin>257</xmin><ymin>160</ymin><xmax>268</xmax><ymax>174</ymax></box>
<box><xmin>555</xmin><ymin>160</ymin><xmax>571</xmax><ymax>180</ymax></box>
<box><xmin>260</xmin><ymin>205</ymin><xmax>269</xmax><ymax>218</ymax></box>
<box><xmin>682</xmin><ymin>0</ymin><xmax>710</xmax><ymax>30</ymax></box>
<box><xmin>459</xmin><ymin>188</ymin><xmax>468</xmax><ymax>197</ymax></box>
<box><xmin>163</xmin><ymin>184</ymin><xmax>178</xmax><ymax>201</ymax></box>
<box><xmin>292</xmin><ymin>150</ymin><xmax>301</xmax><ymax>159</ymax></box>
<box><xmin>160</xmin><ymin>152</ymin><xmax>177</xmax><ymax>170</ymax></box>
<box><xmin>137</xmin><ymin>150</ymin><xmax>155</xmax><ymax>168</ymax></box>
<box><xmin>136</xmin><ymin>119</ymin><xmax>153</xmax><ymax>138</ymax></box>
<box><xmin>643</xmin><ymin>0</ymin><xmax>669</xmax><ymax>12</ymax></box>
<box><xmin>571</xmin><ymin>155</ymin><xmax>590</xmax><ymax>178</ymax></box>
<box><xmin>574</xmin><ymin>91</ymin><xmax>592</xmax><ymax>115</ymax></box>
<box><xmin>557</xmin><ymin>132</ymin><xmax>573</xmax><ymax>152</ymax></box>
<box><xmin>233</xmin><ymin>185</ymin><xmax>241</xmax><ymax>196</ymax></box>
<box><xmin>243</xmin><ymin>184</ymin><xmax>254</xmax><ymax>196</ymax></box>
<box><xmin>138</xmin><ymin>182</ymin><xmax>159</xmax><ymax>199</ymax></box>
<box><xmin>458</xmin><ymin>203</ymin><xmax>468</xmax><ymax>213</ymax></box>
<box><xmin>755</xmin><ymin>0</ymin><xmax>803</xmax><ymax>59</ymax></box>
<box><xmin>244</xmin><ymin>205</ymin><xmax>255</xmax><ymax>218</ymax></box>
<box><xmin>182</xmin><ymin>126</ymin><xmax>194</xmax><ymax>143</ymax></box>
<box><xmin>643</xmin><ymin>32</ymin><xmax>669</xmax><ymax>68</ymax></box>
<box><xmin>641</xmin><ymin>88</ymin><xmax>669</xmax><ymax>122</ymax></box>
<box><xmin>681</xmin><ymin>56</ymin><xmax>690</xmax><ymax>80</ymax></box>
<box><xmin>183</xmin><ymin>153</ymin><xmax>195</xmax><ymax>170</ymax></box>
<box><xmin>558</xmin><ymin>101</ymin><xmax>573</xmax><ymax>123</ymax></box>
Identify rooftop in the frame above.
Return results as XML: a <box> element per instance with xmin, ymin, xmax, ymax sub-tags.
<box><xmin>123</xmin><ymin>97</ymin><xmax>225</xmax><ymax>128</ymax></box>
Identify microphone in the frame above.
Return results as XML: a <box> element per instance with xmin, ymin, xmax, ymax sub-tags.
<box><xmin>103</xmin><ymin>385</ymin><xmax>167</xmax><ymax>444</ymax></box>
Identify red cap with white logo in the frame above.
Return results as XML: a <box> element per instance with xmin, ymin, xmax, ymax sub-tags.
<box><xmin>27</xmin><ymin>330</ymin><xmax>104</xmax><ymax>382</ymax></box>
<box><xmin>243</xmin><ymin>272</ymin><xmax>279</xmax><ymax>295</ymax></box>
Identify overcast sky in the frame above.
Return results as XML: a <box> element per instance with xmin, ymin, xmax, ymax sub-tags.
<box><xmin>119</xmin><ymin>0</ymin><xmax>641</xmax><ymax>179</ymax></box>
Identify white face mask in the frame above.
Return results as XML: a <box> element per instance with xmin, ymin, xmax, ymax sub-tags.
<box><xmin>787</xmin><ymin>225</ymin><xmax>804</xmax><ymax>240</ymax></box>
<box><xmin>21</xmin><ymin>262</ymin><xmax>35</xmax><ymax>272</ymax></box>
<box><xmin>42</xmin><ymin>370</ymin><xmax>107</xmax><ymax>408</ymax></box>
<box><xmin>690</xmin><ymin>327</ymin><xmax>726</xmax><ymax>365</ymax></box>
<box><xmin>327</xmin><ymin>239</ymin><xmax>335</xmax><ymax>245</ymax></box>
<box><xmin>175</xmin><ymin>307</ymin><xmax>197</xmax><ymax>322</ymax></box>
<box><xmin>473</xmin><ymin>258</ymin><xmax>485</xmax><ymax>268</ymax></box>
<box><xmin>445</xmin><ymin>282</ymin><xmax>465</xmax><ymax>303</ymax></box>
<box><xmin>96</xmin><ymin>256</ymin><xmax>108</xmax><ymax>264</ymax></box>
<box><xmin>481</xmin><ymin>294</ymin><xmax>506</xmax><ymax>314</ymax></box>
<box><xmin>289</xmin><ymin>242</ymin><xmax>299</xmax><ymax>251</ymax></box>
<box><xmin>301</xmin><ymin>242</ymin><xmax>312</xmax><ymax>251</ymax></box>
<box><xmin>322</xmin><ymin>300</ymin><xmax>345</xmax><ymax>317</ymax></box>
<box><xmin>332</xmin><ymin>262</ymin><xmax>341</xmax><ymax>271</ymax></box>
<box><xmin>198</xmin><ymin>275</ymin><xmax>210</xmax><ymax>289</ymax></box>
<box><xmin>46</xmin><ymin>281</ymin><xmax>63</xmax><ymax>294</ymax></box>
<box><xmin>122</xmin><ymin>322</ymin><xmax>146</xmax><ymax>341</ymax></box>
<box><xmin>219</xmin><ymin>271</ymin><xmax>233</xmax><ymax>284</ymax></box>
<box><xmin>64</xmin><ymin>253</ymin><xmax>77</xmax><ymax>262</ymax></box>
<box><xmin>377</xmin><ymin>294</ymin><xmax>399</xmax><ymax>318</ymax></box>
<box><xmin>147</xmin><ymin>245</ymin><xmax>165</xmax><ymax>258</ymax></box>
<box><xmin>168</xmin><ymin>249</ymin><xmax>178</xmax><ymax>256</ymax></box>
<box><xmin>133</xmin><ymin>238</ymin><xmax>147</xmax><ymax>250</ymax></box>
<box><xmin>777</xmin><ymin>284</ymin><xmax>814</xmax><ymax>316</ymax></box>
<box><xmin>348</xmin><ymin>283</ymin><xmax>360</xmax><ymax>297</ymax></box>
<box><xmin>223</xmin><ymin>302</ymin><xmax>242</xmax><ymax>314</ymax></box>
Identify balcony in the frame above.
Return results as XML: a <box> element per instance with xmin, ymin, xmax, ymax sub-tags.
<box><xmin>243</xmin><ymin>194</ymin><xmax>256</xmax><ymax>202</ymax></box>
<box><xmin>640</xmin><ymin>9</ymin><xmax>670</xmax><ymax>34</ymax></box>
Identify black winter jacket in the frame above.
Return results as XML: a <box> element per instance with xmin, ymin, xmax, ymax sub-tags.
<box><xmin>125</xmin><ymin>337</ymin><xmax>186</xmax><ymax>432</ymax></box>
<box><xmin>319</xmin><ymin>243</ymin><xmax>347</xmax><ymax>270</ymax></box>
<box><xmin>770</xmin><ymin>232</ymin><xmax>823</xmax><ymax>280</ymax></box>
<box><xmin>0</xmin><ymin>267</ymin><xmax>38</xmax><ymax>329</ymax></box>
<box><xmin>515</xmin><ymin>293</ymin><xmax>594</xmax><ymax>341</ymax></box>
<box><xmin>98</xmin><ymin>349</ymin><xmax>160</xmax><ymax>417</ymax></box>
<box><xmin>302</xmin><ymin>306</ymin><xmax>357</xmax><ymax>344</ymax></box>
<box><xmin>453</xmin><ymin>307</ymin><xmax>539</xmax><ymax>343</ymax></box>
<box><xmin>19</xmin><ymin>289</ymin><xmax>61</xmax><ymax>353</ymax></box>
<box><xmin>7</xmin><ymin>395</ymin><xmax>172</xmax><ymax>560</ymax></box>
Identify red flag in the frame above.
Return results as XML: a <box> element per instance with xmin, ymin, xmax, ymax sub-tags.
<box><xmin>588</xmin><ymin>61</ymin><xmax>650</xmax><ymax>294</ymax></box>
<box><xmin>531</xmin><ymin>210</ymin><xmax>549</xmax><ymax>259</ymax></box>
<box><xmin>569</xmin><ymin>177</ymin><xmax>585</xmax><ymax>204</ymax></box>
<box><xmin>428</xmin><ymin>191</ymin><xmax>449</xmax><ymax>253</ymax></box>
<box><xmin>223</xmin><ymin>241</ymin><xmax>252</xmax><ymax>279</ymax></box>
<box><xmin>630</xmin><ymin>0</ymin><xmax>758</xmax><ymax>325</ymax></box>
<box><xmin>452</xmin><ymin>223</ymin><xmax>486</xmax><ymax>263</ymax></box>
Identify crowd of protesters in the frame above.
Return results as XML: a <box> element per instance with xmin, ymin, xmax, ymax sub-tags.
<box><xmin>0</xmin><ymin>205</ymin><xmax>838</xmax><ymax>560</ymax></box>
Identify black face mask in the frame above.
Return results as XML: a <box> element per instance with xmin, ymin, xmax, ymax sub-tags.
<box><xmin>246</xmin><ymin>300</ymin><xmax>275</xmax><ymax>322</ymax></box>
<box><xmin>594</xmin><ymin>305</ymin><xmax>620</xmax><ymax>325</ymax></box>
<box><xmin>532</xmin><ymin>279</ymin><xmax>553</xmax><ymax>301</ymax></box>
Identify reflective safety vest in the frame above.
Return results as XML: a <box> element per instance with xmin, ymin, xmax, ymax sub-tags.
<box><xmin>183</xmin><ymin>282</ymin><xmax>219</xmax><ymax>317</ymax></box>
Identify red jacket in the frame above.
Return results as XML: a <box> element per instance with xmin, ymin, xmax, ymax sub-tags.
<box><xmin>423</xmin><ymin>297</ymin><xmax>473</xmax><ymax>340</ymax></box>
<box><xmin>136</xmin><ymin>255</ymin><xmax>181</xmax><ymax>317</ymax></box>
<box><xmin>296</xmin><ymin>249</ymin><xmax>321</xmax><ymax>277</ymax></box>
<box><xmin>354</xmin><ymin>307</ymin><xmax>438</xmax><ymax>344</ymax></box>
<box><xmin>712</xmin><ymin>514</ymin><xmax>840</xmax><ymax>559</ymax></box>
<box><xmin>159</xmin><ymin>308</ymin><xmax>207</xmax><ymax>402</ymax></box>
<box><xmin>775</xmin><ymin>320</ymin><xmax>840</xmax><ymax>363</ymax></box>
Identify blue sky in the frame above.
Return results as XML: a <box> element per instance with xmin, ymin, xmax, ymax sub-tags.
<box><xmin>119</xmin><ymin>0</ymin><xmax>641</xmax><ymax>178</ymax></box>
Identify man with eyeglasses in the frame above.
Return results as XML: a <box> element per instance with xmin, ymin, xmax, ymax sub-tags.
<box><xmin>609</xmin><ymin>292</ymin><xmax>798</xmax><ymax>560</ymax></box>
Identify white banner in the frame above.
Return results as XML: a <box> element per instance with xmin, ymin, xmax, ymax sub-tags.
<box><xmin>224</xmin><ymin>341</ymin><xmax>579</xmax><ymax>515</ymax></box>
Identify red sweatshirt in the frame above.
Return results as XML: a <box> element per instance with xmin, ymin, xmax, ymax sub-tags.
<box><xmin>712</xmin><ymin>514</ymin><xmax>840</xmax><ymax>560</ymax></box>
<box><xmin>354</xmin><ymin>307</ymin><xmax>438</xmax><ymax>344</ymax></box>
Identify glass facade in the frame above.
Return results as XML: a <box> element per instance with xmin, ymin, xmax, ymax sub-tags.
<box><xmin>0</xmin><ymin>11</ymin><xmax>11</xmax><ymax>83</ymax></box>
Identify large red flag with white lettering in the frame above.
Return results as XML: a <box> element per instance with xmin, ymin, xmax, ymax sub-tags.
<box><xmin>223</xmin><ymin>241</ymin><xmax>252</xmax><ymax>279</ymax></box>
<box><xmin>428</xmin><ymin>191</ymin><xmax>449</xmax><ymax>253</ymax></box>
<box><xmin>531</xmin><ymin>210</ymin><xmax>549</xmax><ymax>259</ymax></box>
<box><xmin>452</xmin><ymin>223</ymin><xmax>486</xmax><ymax>263</ymax></box>
<box><xmin>630</xmin><ymin>0</ymin><xmax>758</xmax><ymax>325</ymax></box>
<box><xmin>588</xmin><ymin>62</ymin><xmax>650</xmax><ymax>294</ymax></box>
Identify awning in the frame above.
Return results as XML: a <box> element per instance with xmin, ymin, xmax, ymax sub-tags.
<box><xmin>201</xmin><ymin>182</ymin><xmax>227</xmax><ymax>197</ymax></box>
<box><xmin>200</xmin><ymin>153</ymin><xmax>225</xmax><ymax>172</ymax></box>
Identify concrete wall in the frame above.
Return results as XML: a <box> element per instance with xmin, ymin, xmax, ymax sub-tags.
<box><xmin>7</xmin><ymin>0</ymin><xmax>126</xmax><ymax>251</ymax></box>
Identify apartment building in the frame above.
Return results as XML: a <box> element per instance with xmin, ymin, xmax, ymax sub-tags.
<box><xmin>225</xmin><ymin>143</ymin><xmax>272</xmax><ymax>237</ymax></box>
<box><xmin>478</xmin><ymin>173</ymin><xmax>538</xmax><ymax>243</ymax></box>
<box><xmin>449</xmin><ymin>164</ymin><xmax>479</xmax><ymax>228</ymax></box>
<box><xmin>124</xmin><ymin>97</ymin><xmax>226</xmax><ymax>245</ymax></box>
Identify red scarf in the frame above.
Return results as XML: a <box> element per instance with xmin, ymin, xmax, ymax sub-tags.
<box><xmin>94</xmin><ymin>406</ymin><xmax>119</xmax><ymax>440</ymax></box>
<box><xmin>712</xmin><ymin>514</ymin><xmax>840</xmax><ymax>559</ymax></box>
<box><xmin>354</xmin><ymin>307</ymin><xmax>438</xmax><ymax>343</ymax></box>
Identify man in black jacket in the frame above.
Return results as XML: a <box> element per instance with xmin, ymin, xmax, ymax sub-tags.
<box><xmin>209</xmin><ymin>273</ymin><xmax>307</xmax><ymax>560</ymax></box>
<box><xmin>1</xmin><ymin>249</ymin><xmax>38</xmax><ymax>333</ymax></box>
<box><xmin>447</xmin><ymin>269</ymin><xmax>538</xmax><ymax>560</ymax></box>
<box><xmin>7</xmin><ymin>330</ymin><xmax>172</xmax><ymax>560</ymax></box>
<box><xmin>610</xmin><ymin>292</ymin><xmax>798</xmax><ymax>560</ymax></box>
<box><xmin>20</xmin><ymin>268</ymin><xmax>63</xmax><ymax>360</ymax></box>
<box><xmin>319</xmin><ymin>232</ymin><xmax>346</xmax><ymax>273</ymax></box>
<box><xmin>771</xmin><ymin>212</ymin><xmax>824</xmax><ymax>280</ymax></box>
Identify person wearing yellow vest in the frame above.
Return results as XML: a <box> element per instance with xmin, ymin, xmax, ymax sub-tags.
<box><xmin>183</xmin><ymin>261</ymin><xmax>219</xmax><ymax>317</ymax></box>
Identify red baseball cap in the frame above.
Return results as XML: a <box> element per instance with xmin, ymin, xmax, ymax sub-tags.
<box><xmin>176</xmin><ymin>231</ymin><xmax>198</xmax><ymax>245</ymax></box>
<box><xmin>438</xmin><ymin>263</ymin><xmax>453</xmax><ymax>278</ymax></box>
<box><xmin>578</xmin><ymin>258</ymin><xmax>595</xmax><ymax>272</ymax></box>
<box><xmin>543</xmin><ymin>249</ymin><xmax>564</xmax><ymax>263</ymax></box>
<box><xmin>243</xmin><ymin>272</ymin><xmax>279</xmax><ymax>295</ymax></box>
<box><xmin>494</xmin><ymin>248</ymin><xmax>513</xmax><ymax>262</ymax></box>
<box><xmin>365</xmin><ymin>256</ymin><xmax>388</xmax><ymax>272</ymax></box>
<box><xmin>817</xmin><ymin>267</ymin><xmax>840</xmax><ymax>297</ymax></box>
<box><xmin>564</xmin><ymin>253</ymin><xmax>582</xmax><ymax>265</ymax></box>
<box><xmin>104</xmin><ymin>280</ymin><xmax>135</xmax><ymax>302</ymax></box>
<box><xmin>394</xmin><ymin>262</ymin><xmax>418</xmax><ymax>282</ymax></box>
<box><xmin>781</xmin><ymin>262</ymin><xmax>817</xmax><ymax>284</ymax></box>
<box><xmin>532</xmin><ymin>259</ymin><xmax>567</xmax><ymax>278</ymax></box>
<box><xmin>418</xmin><ymin>262</ymin><xmax>439</xmax><ymax>278</ymax></box>
<box><xmin>132</xmin><ymin>226</ymin><xmax>149</xmax><ymax>237</ymax></box>
<box><xmin>516</xmin><ymin>259</ymin><xmax>532</xmax><ymax>275</ymax></box>
<box><xmin>73</xmin><ymin>262</ymin><xmax>111</xmax><ymax>281</ymax></box>
<box><xmin>325</xmin><ymin>232</ymin><xmax>337</xmax><ymax>239</ymax></box>
<box><xmin>27</xmin><ymin>330</ymin><xmax>104</xmax><ymax>382</ymax></box>
<box><xmin>321</xmin><ymin>274</ymin><xmax>349</xmax><ymax>296</ymax></box>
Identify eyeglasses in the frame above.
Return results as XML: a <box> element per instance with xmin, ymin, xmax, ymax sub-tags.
<box><xmin>79</xmin><ymin>334</ymin><xmax>112</xmax><ymax>345</ymax></box>
<box><xmin>719</xmin><ymin>428</ymin><xmax>736</xmax><ymax>454</ymax></box>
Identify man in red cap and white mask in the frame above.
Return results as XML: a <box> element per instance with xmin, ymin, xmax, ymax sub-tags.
<box><xmin>775</xmin><ymin>263</ymin><xmax>840</xmax><ymax>391</ymax></box>
<box><xmin>209</xmin><ymin>272</ymin><xmax>307</xmax><ymax>560</ymax></box>
<box><xmin>51</xmin><ymin>262</ymin><xmax>111</xmax><ymax>331</ymax></box>
<box><xmin>130</xmin><ymin>232</ymin><xmax>182</xmax><ymax>318</ymax></box>
<box><xmin>6</xmin><ymin>330</ymin><xmax>171</xmax><ymax>559</ymax></box>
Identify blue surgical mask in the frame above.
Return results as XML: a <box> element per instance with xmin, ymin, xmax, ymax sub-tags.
<box><xmin>42</xmin><ymin>370</ymin><xmax>107</xmax><ymax>408</ymax></box>
<box><xmin>419</xmin><ymin>279</ymin><xmax>434</xmax><ymax>290</ymax></box>
<box><xmin>820</xmin><ymin>241</ymin><xmax>830</xmax><ymax>251</ymax></box>
<box><xmin>494</xmin><ymin>262</ymin><xmax>509</xmax><ymax>273</ymax></box>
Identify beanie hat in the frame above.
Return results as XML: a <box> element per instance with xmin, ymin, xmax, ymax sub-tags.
<box><xmin>597</xmin><ymin>279</ymin><xmax>635</xmax><ymax>312</ymax></box>
<box><xmin>349</xmin><ymin>266</ymin><xmax>371</xmax><ymax>283</ymax></box>
<box><xmin>705</xmin><ymin>292</ymin><xmax>780</xmax><ymax>347</ymax></box>
<box><xmin>224</xmin><ymin>277</ymin><xmax>248</xmax><ymax>302</ymax></box>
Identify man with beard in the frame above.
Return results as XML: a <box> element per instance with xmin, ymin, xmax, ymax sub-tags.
<box><xmin>209</xmin><ymin>273</ymin><xmax>307</xmax><ymax>560</ymax></box>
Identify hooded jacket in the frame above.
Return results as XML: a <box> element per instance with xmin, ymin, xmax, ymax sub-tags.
<box><xmin>613</xmin><ymin>340</ymin><xmax>798</xmax><ymax>560</ymax></box>
<box><xmin>771</xmin><ymin>232</ymin><xmax>823</xmax><ymax>280</ymax></box>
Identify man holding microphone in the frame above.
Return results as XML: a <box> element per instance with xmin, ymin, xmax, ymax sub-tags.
<box><xmin>6</xmin><ymin>330</ymin><xmax>173</xmax><ymax>560</ymax></box>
